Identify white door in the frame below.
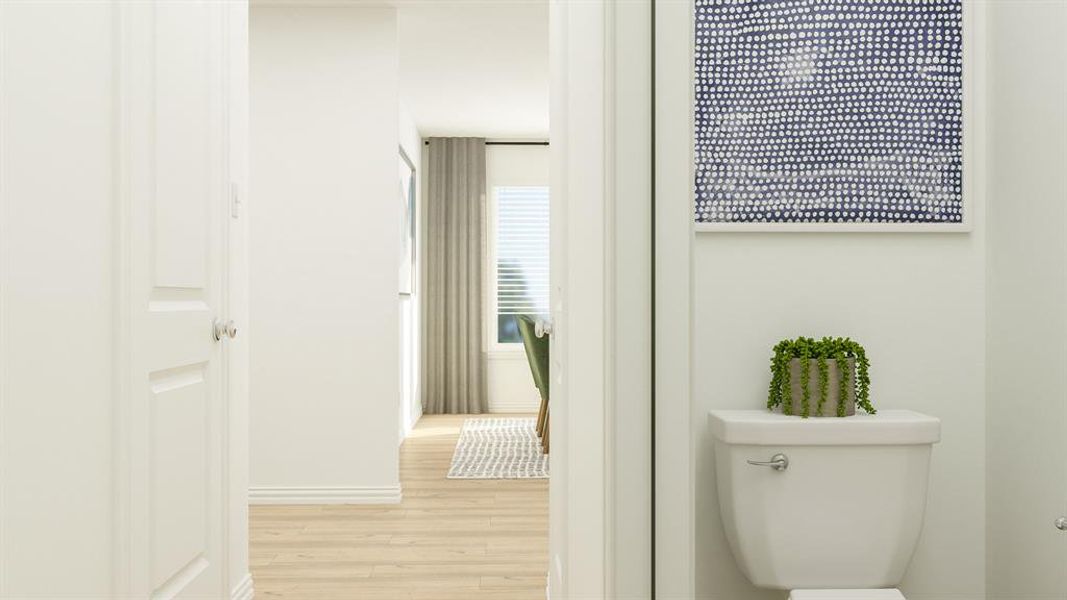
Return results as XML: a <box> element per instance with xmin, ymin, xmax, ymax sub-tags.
<box><xmin>547</xmin><ymin>6</ymin><xmax>569</xmax><ymax>590</ymax></box>
<box><xmin>120</xmin><ymin>2</ymin><xmax>233</xmax><ymax>597</ymax></box>
<box><xmin>1060</xmin><ymin>383</ymin><xmax>1067</xmax><ymax>581</ymax></box>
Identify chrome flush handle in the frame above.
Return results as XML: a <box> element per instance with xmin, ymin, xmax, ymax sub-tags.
<box><xmin>1056</xmin><ymin>517</ymin><xmax>1067</xmax><ymax>532</ymax></box>
<box><xmin>747</xmin><ymin>453</ymin><xmax>789</xmax><ymax>472</ymax></box>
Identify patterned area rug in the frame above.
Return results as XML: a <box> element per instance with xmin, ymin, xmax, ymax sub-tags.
<box><xmin>447</xmin><ymin>418</ymin><xmax>549</xmax><ymax>479</ymax></box>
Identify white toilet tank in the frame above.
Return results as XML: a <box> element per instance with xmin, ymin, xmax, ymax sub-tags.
<box><xmin>709</xmin><ymin>409</ymin><xmax>941</xmax><ymax>591</ymax></box>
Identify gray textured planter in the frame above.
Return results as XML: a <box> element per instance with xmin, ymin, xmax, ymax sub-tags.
<box><xmin>786</xmin><ymin>358</ymin><xmax>856</xmax><ymax>417</ymax></box>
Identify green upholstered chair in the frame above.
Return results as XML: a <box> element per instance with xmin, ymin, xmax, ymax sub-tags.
<box><xmin>517</xmin><ymin>314</ymin><xmax>550</xmax><ymax>452</ymax></box>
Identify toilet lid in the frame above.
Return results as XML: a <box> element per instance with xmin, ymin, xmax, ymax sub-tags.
<box><xmin>790</xmin><ymin>590</ymin><xmax>905</xmax><ymax>600</ymax></box>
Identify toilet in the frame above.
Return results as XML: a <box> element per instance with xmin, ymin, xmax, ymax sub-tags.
<box><xmin>708</xmin><ymin>409</ymin><xmax>941</xmax><ymax>600</ymax></box>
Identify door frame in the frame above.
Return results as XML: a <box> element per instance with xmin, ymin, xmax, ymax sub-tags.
<box><xmin>548</xmin><ymin>0</ymin><xmax>654</xmax><ymax>597</ymax></box>
<box><xmin>652</xmin><ymin>1</ymin><xmax>697</xmax><ymax>598</ymax></box>
<box><xmin>548</xmin><ymin>0</ymin><xmax>607</xmax><ymax>595</ymax></box>
<box><xmin>223</xmin><ymin>2</ymin><xmax>654</xmax><ymax>598</ymax></box>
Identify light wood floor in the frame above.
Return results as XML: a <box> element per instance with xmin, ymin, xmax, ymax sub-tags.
<box><xmin>250</xmin><ymin>414</ymin><xmax>548</xmax><ymax>600</ymax></box>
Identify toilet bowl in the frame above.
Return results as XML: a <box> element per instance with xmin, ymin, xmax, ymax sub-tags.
<box><xmin>708</xmin><ymin>409</ymin><xmax>940</xmax><ymax>597</ymax></box>
<box><xmin>789</xmin><ymin>590</ymin><xmax>906</xmax><ymax>600</ymax></box>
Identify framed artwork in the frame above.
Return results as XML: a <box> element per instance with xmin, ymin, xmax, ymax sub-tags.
<box><xmin>694</xmin><ymin>0</ymin><xmax>978</xmax><ymax>231</ymax></box>
<box><xmin>399</xmin><ymin>147</ymin><xmax>416</xmax><ymax>295</ymax></box>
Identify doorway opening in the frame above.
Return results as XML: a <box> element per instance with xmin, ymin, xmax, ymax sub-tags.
<box><xmin>246</xmin><ymin>3</ymin><xmax>553</xmax><ymax>598</ymax></box>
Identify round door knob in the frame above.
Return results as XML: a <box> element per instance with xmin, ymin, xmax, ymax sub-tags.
<box><xmin>535</xmin><ymin>319</ymin><xmax>553</xmax><ymax>338</ymax></box>
<box><xmin>1056</xmin><ymin>517</ymin><xmax>1067</xmax><ymax>532</ymax></box>
<box><xmin>213</xmin><ymin>319</ymin><xmax>237</xmax><ymax>341</ymax></box>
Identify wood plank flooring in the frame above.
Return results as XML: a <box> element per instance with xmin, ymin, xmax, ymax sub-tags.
<box><xmin>250</xmin><ymin>414</ymin><xmax>548</xmax><ymax>600</ymax></box>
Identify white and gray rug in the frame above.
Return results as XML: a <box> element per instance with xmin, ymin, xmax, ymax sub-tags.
<box><xmin>447</xmin><ymin>418</ymin><xmax>549</xmax><ymax>479</ymax></box>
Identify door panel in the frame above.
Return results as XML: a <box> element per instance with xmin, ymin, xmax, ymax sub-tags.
<box><xmin>149</xmin><ymin>364</ymin><xmax>210</xmax><ymax>591</ymax></box>
<box><xmin>122</xmin><ymin>2</ymin><xmax>230</xmax><ymax>598</ymax></box>
<box><xmin>153</xmin><ymin>1</ymin><xmax>212</xmax><ymax>290</ymax></box>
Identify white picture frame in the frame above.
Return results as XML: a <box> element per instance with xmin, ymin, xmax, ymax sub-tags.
<box><xmin>399</xmin><ymin>146</ymin><xmax>416</xmax><ymax>294</ymax></box>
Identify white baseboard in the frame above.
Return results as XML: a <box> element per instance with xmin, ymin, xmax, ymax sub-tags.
<box><xmin>231</xmin><ymin>573</ymin><xmax>254</xmax><ymax>600</ymax></box>
<box><xmin>488</xmin><ymin>401</ymin><xmax>541</xmax><ymax>413</ymax></box>
<box><xmin>249</xmin><ymin>485</ymin><xmax>402</xmax><ymax>505</ymax></box>
<box><xmin>401</xmin><ymin>402</ymin><xmax>423</xmax><ymax>444</ymax></box>
<box><xmin>548</xmin><ymin>555</ymin><xmax>562</xmax><ymax>600</ymax></box>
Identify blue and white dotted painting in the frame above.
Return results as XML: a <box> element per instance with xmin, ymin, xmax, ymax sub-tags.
<box><xmin>694</xmin><ymin>0</ymin><xmax>964</xmax><ymax>225</ymax></box>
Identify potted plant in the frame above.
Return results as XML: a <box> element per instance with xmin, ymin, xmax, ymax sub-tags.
<box><xmin>767</xmin><ymin>336</ymin><xmax>875</xmax><ymax>418</ymax></box>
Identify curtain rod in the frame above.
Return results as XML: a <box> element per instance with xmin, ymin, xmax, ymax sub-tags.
<box><xmin>423</xmin><ymin>140</ymin><xmax>549</xmax><ymax>146</ymax></box>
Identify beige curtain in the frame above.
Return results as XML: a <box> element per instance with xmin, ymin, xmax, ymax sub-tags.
<box><xmin>422</xmin><ymin>138</ymin><xmax>488</xmax><ymax>414</ymax></box>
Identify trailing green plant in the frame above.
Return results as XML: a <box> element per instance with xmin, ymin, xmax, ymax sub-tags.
<box><xmin>816</xmin><ymin>354</ymin><xmax>829</xmax><ymax>416</ymax></box>
<box><xmin>799</xmin><ymin>341</ymin><xmax>811</xmax><ymax>417</ymax></box>
<box><xmin>766</xmin><ymin>336</ymin><xmax>875</xmax><ymax>418</ymax></box>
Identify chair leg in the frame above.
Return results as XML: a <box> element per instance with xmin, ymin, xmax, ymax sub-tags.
<box><xmin>542</xmin><ymin>407</ymin><xmax>550</xmax><ymax>454</ymax></box>
<box><xmin>536</xmin><ymin>394</ymin><xmax>548</xmax><ymax>437</ymax></box>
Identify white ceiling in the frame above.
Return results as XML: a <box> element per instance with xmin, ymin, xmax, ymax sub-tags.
<box><xmin>397</xmin><ymin>1</ymin><xmax>549</xmax><ymax>139</ymax></box>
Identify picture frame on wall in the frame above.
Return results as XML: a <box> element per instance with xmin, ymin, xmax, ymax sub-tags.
<box><xmin>399</xmin><ymin>147</ymin><xmax>416</xmax><ymax>295</ymax></box>
<box><xmin>693</xmin><ymin>0</ymin><xmax>983</xmax><ymax>232</ymax></box>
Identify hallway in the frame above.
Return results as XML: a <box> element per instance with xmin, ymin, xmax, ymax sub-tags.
<box><xmin>250</xmin><ymin>415</ymin><xmax>548</xmax><ymax>599</ymax></box>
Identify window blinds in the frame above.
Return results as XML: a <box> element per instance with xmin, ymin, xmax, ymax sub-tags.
<box><xmin>494</xmin><ymin>186</ymin><xmax>550</xmax><ymax>326</ymax></box>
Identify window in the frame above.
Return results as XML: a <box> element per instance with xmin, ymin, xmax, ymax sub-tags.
<box><xmin>491</xmin><ymin>186</ymin><xmax>550</xmax><ymax>345</ymax></box>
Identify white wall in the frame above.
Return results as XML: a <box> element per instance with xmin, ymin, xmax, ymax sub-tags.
<box><xmin>986</xmin><ymin>2</ymin><xmax>1067</xmax><ymax>598</ymax></box>
<box><xmin>486</xmin><ymin>144</ymin><xmax>550</xmax><ymax>413</ymax></box>
<box><xmin>0</xmin><ymin>3</ymin><xmax>116</xmax><ymax>594</ymax></box>
<box><xmin>656</xmin><ymin>3</ymin><xmax>989</xmax><ymax>599</ymax></box>
<box><xmin>250</xmin><ymin>5</ymin><xmax>401</xmax><ymax>502</ymax></box>
<box><xmin>399</xmin><ymin>106</ymin><xmax>422</xmax><ymax>439</ymax></box>
<box><xmin>397</xmin><ymin>2</ymin><xmax>549</xmax><ymax>139</ymax></box>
